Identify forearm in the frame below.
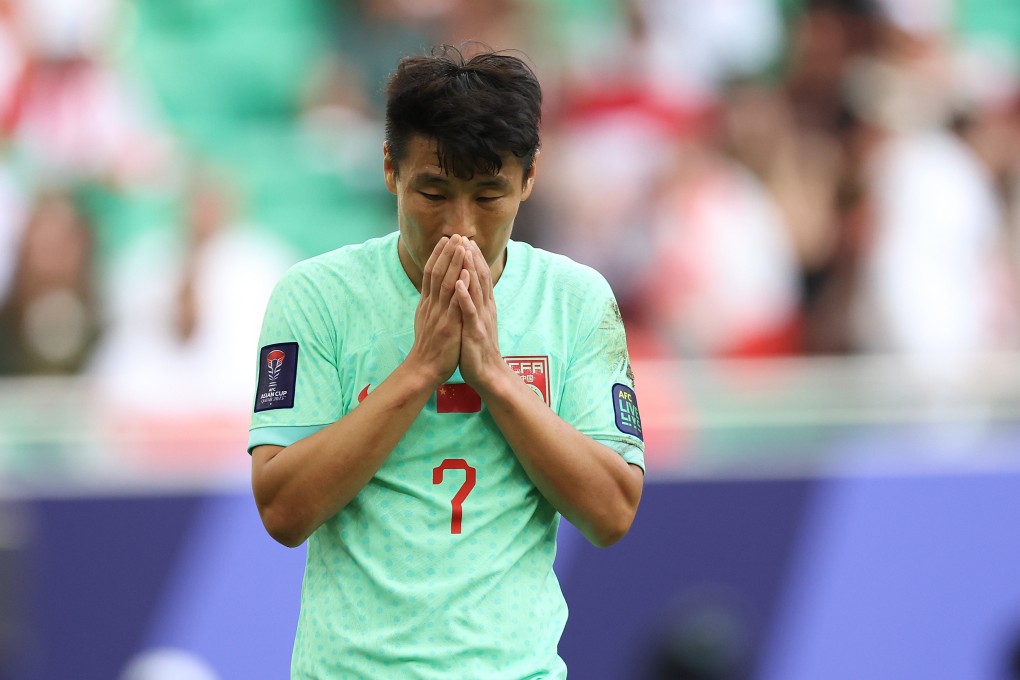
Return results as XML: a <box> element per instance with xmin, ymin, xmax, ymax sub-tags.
<box><xmin>474</xmin><ymin>364</ymin><xmax>644</xmax><ymax>547</ymax></box>
<box><xmin>253</xmin><ymin>360</ymin><xmax>439</xmax><ymax>547</ymax></box>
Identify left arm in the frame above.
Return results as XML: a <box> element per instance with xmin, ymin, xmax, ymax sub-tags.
<box><xmin>456</xmin><ymin>243</ymin><xmax>643</xmax><ymax>547</ymax></box>
<box><xmin>473</xmin><ymin>362</ymin><xmax>644</xmax><ymax>547</ymax></box>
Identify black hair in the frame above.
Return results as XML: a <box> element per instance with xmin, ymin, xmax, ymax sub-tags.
<box><xmin>384</xmin><ymin>43</ymin><xmax>542</xmax><ymax>183</ymax></box>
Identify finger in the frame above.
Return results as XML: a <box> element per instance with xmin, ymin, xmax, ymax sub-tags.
<box><xmin>449</xmin><ymin>271</ymin><xmax>468</xmax><ymax>316</ymax></box>
<box><xmin>429</xmin><ymin>235</ymin><xmax>461</xmax><ymax>300</ymax></box>
<box><xmin>421</xmin><ymin>236</ymin><xmax>450</xmax><ymax>298</ymax></box>
<box><xmin>455</xmin><ymin>270</ymin><xmax>476</xmax><ymax>317</ymax></box>
<box><xmin>438</xmin><ymin>240</ymin><xmax>466</xmax><ymax>304</ymax></box>
<box><xmin>465</xmin><ymin>251</ymin><xmax>484</xmax><ymax>309</ymax></box>
<box><xmin>469</xmin><ymin>240</ymin><xmax>494</xmax><ymax>300</ymax></box>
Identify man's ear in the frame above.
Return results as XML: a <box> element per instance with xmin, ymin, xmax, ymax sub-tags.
<box><xmin>521</xmin><ymin>149</ymin><xmax>539</xmax><ymax>201</ymax></box>
<box><xmin>383</xmin><ymin>143</ymin><xmax>398</xmax><ymax>195</ymax></box>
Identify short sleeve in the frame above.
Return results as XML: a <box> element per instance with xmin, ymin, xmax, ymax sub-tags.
<box><xmin>557</xmin><ymin>274</ymin><xmax>645</xmax><ymax>471</ymax></box>
<box><xmin>248</xmin><ymin>263</ymin><xmax>342</xmax><ymax>452</ymax></box>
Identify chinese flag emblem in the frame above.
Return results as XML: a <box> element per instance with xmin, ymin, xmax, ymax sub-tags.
<box><xmin>437</xmin><ymin>383</ymin><xmax>482</xmax><ymax>413</ymax></box>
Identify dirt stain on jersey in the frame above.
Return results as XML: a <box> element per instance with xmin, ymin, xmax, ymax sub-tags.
<box><xmin>600</xmin><ymin>300</ymin><xmax>636</xmax><ymax>384</ymax></box>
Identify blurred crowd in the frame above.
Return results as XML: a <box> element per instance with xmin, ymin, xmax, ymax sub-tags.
<box><xmin>1</xmin><ymin>0</ymin><xmax>1020</xmax><ymax>413</ymax></box>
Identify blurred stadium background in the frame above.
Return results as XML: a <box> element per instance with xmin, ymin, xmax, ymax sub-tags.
<box><xmin>2</xmin><ymin>0</ymin><xmax>1020</xmax><ymax>678</ymax></box>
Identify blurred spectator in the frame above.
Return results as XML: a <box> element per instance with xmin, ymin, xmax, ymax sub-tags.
<box><xmin>5</xmin><ymin>0</ymin><xmax>174</xmax><ymax>187</ymax></box>
<box><xmin>0</xmin><ymin>189</ymin><xmax>101</xmax><ymax>375</ymax></box>
<box><xmin>88</xmin><ymin>168</ymin><xmax>298</xmax><ymax>416</ymax></box>
<box><xmin>534</xmin><ymin>0</ymin><xmax>801</xmax><ymax>360</ymax></box>
<box><xmin>637</xmin><ymin>123</ymin><xmax>803</xmax><ymax>358</ymax></box>
<box><xmin>770</xmin><ymin>0</ymin><xmax>884</xmax><ymax>354</ymax></box>
<box><xmin>0</xmin><ymin>0</ymin><xmax>1017</xmax><ymax>410</ymax></box>
<box><xmin>796</xmin><ymin>105</ymin><xmax>876</xmax><ymax>355</ymax></box>
<box><xmin>845</xmin><ymin>22</ymin><xmax>1019</xmax><ymax>386</ymax></box>
<box><xmin>536</xmin><ymin>101</ymin><xmax>674</xmax><ymax>316</ymax></box>
<box><xmin>783</xmin><ymin>0</ymin><xmax>882</xmax><ymax>136</ymax></box>
<box><xmin>952</xmin><ymin>38</ymin><xmax>1020</xmax><ymax>346</ymax></box>
<box><xmin>627</xmin><ymin>0</ymin><xmax>785</xmax><ymax>107</ymax></box>
<box><xmin>720</xmin><ymin>80</ymin><xmax>845</xmax><ymax>353</ymax></box>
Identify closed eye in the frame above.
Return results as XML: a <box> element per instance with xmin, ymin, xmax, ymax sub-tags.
<box><xmin>419</xmin><ymin>192</ymin><xmax>444</xmax><ymax>201</ymax></box>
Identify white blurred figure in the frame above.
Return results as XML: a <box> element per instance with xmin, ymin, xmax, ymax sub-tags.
<box><xmin>88</xmin><ymin>171</ymin><xmax>298</xmax><ymax>472</ymax></box>
<box><xmin>854</xmin><ymin>131</ymin><xmax>1004</xmax><ymax>376</ymax></box>
<box><xmin>630</xmin><ymin>0</ymin><xmax>784</xmax><ymax>107</ymax></box>
<box><xmin>7</xmin><ymin>0</ymin><xmax>175</xmax><ymax>186</ymax></box>
<box><xmin>90</xmin><ymin>173</ymin><xmax>298</xmax><ymax>414</ymax></box>
<box><xmin>847</xmin><ymin>27</ymin><xmax>1018</xmax><ymax>389</ymax></box>
<box><xmin>120</xmin><ymin>648</ymin><xmax>219</xmax><ymax>680</ymax></box>
<box><xmin>951</xmin><ymin>38</ymin><xmax>1020</xmax><ymax>350</ymax></box>
<box><xmin>642</xmin><ymin>134</ymin><xmax>802</xmax><ymax>357</ymax></box>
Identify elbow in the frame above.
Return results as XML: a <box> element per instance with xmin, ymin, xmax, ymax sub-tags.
<box><xmin>583</xmin><ymin>499</ymin><xmax>639</xmax><ymax>548</ymax></box>
<box><xmin>270</xmin><ymin>529</ymin><xmax>308</xmax><ymax>550</ymax></box>
<box><xmin>251</xmin><ymin>446</ymin><xmax>312</xmax><ymax>547</ymax></box>
<box><xmin>587</xmin><ymin>513</ymin><xmax>635</xmax><ymax>548</ymax></box>
<box><xmin>587</xmin><ymin>467</ymin><xmax>643</xmax><ymax>548</ymax></box>
<box><xmin>258</xmin><ymin>501</ymin><xmax>311</xmax><ymax>548</ymax></box>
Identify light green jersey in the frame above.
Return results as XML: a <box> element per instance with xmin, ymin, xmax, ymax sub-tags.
<box><xmin>249</xmin><ymin>231</ymin><xmax>644</xmax><ymax>679</ymax></box>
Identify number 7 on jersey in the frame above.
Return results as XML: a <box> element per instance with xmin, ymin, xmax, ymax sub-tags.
<box><xmin>432</xmin><ymin>459</ymin><xmax>476</xmax><ymax>534</ymax></box>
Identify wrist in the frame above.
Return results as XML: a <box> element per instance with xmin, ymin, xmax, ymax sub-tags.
<box><xmin>399</xmin><ymin>353</ymin><xmax>453</xmax><ymax>394</ymax></box>
<box><xmin>469</xmin><ymin>359</ymin><xmax>524</xmax><ymax>405</ymax></box>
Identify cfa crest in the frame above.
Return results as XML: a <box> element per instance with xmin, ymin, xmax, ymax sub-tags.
<box><xmin>504</xmin><ymin>356</ymin><xmax>550</xmax><ymax>406</ymax></box>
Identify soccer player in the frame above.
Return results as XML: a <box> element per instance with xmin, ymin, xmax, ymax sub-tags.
<box><xmin>248</xmin><ymin>44</ymin><xmax>645</xmax><ymax>679</ymax></box>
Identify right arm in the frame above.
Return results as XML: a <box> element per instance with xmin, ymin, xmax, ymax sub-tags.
<box><xmin>252</xmin><ymin>362</ymin><xmax>437</xmax><ymax>547</ymax></box>
<box><xmin>251</xmin><ymin>236</ymin><xmax>470</xmax><ymax>547</ymax></box>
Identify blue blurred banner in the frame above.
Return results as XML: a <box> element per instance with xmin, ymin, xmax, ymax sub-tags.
<box><xmin>9</xmin><ymin>459</ymin><xmax>1020</xmax><ymax>679</ymax></box>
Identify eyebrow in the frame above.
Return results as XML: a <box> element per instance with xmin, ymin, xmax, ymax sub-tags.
<box><xmin>413</xmin><ymin>173</ymin><xmax>512</xmax><ymax>191</ymax></box>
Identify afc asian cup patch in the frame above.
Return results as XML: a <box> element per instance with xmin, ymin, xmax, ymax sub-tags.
<box><xmin>255</xmin><ymin>342</ymin><xmax>298</xmax><ymax>412</ymax></box>
<box><xmin>612</xmin><ymin>383</ymin><xmax>643</xmax><ymax>440</ymax></box>
<box><xmin>504</xmin><ymin>355</ymin><xmax>550</xmax><ymax>406</ymax></box>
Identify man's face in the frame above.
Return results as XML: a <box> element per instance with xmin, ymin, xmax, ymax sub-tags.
<box><xmin>385</xmin><ymin>135</ymin><xmax>536</xmax><ymax>288</ymax></box>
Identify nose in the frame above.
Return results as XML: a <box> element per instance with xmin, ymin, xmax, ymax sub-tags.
<box><xmin>442</xmin><ymin>198</ymin><xmax>477</xmax><ymax>240</ymax></box>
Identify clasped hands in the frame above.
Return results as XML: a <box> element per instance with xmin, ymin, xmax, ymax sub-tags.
<box><xmin>411</xmin><ymin>234</ymin><xmax>502</xmax><ymax>388</ymax></box>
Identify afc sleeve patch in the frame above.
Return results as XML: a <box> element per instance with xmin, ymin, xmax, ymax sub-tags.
<box><xmin>254</xmin><ymin>342</ymin><xmax>299</xmax><ymax>412</ymax></box>
<box><xmin>612</xmin><ymin>383</ymin><xmax>643</xmax><ymax>440</ymax></box>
